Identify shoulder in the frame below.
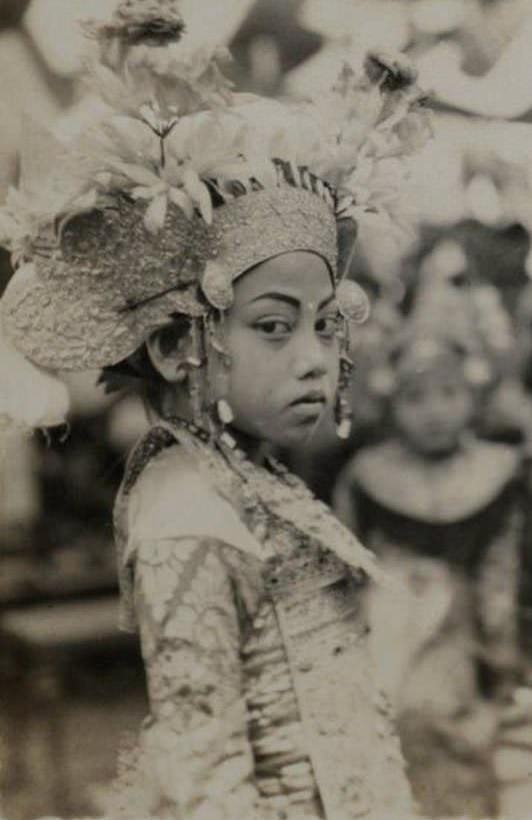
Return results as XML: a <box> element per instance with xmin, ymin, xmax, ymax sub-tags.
<box><xmin>345</xmin><ymin>438</ymin><xmax>521</xmax><ymax>521</ymax></box>
<box><xmin>469</xmin><ymin>439</ymin><xmax>521</xmax><ymax>483</ymax></box>
<box><xmin>122</xmin><ymin>434</ymin><xmax>263</xmax><ymax>560</ymax></box>
<box><xmin>348</xmin><ymin>440</ymin><xmax>407</xmax><ymax>492</ymax></box>
<box><xmin>460</xmin><ymin>440</ymin><xmax>522</xmax><ymax>507</ymax></box>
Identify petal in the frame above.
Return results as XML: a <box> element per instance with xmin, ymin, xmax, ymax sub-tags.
<box><xmin>183</xmin><ymin>167</ymin><xmax>205</xmax><ymax>200</ymax></box>
<box><xmin>143</xmin><ymin>194</ymin><xmax>168</xmax><ymax>234</ymax></box>
<box><xmin>131</xmin><ymin>185</ymin><xmax>157</xmax><ymax>200</ymax></box>
<box><xmin>197</xmin><ymin>182</ymin><xmax>213</xmax><ymax>224</ymax></box>
<box><xmin>183</xmin><ymin>169</ymin><xmax>213</xmax><ymax>223</ymax></box>
<box><xmin>105</xmin><ymin>159</ymin><xmax>161</xmax><ymax>188</ymax></box>
<box><xmin>168</xmin><ymin>187</ymin><xmax>194</xmax><ymax>219</ymax></box>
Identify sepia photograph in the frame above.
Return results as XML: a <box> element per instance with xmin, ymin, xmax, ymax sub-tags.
<box><xmin>0</xmin><ymin>1</ymin><xmax>531</xmax><ymax>818</ymax></box>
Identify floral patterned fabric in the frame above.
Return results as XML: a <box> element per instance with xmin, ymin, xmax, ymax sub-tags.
<box><xmin>134</xmin><ymin>536</ymin><xmax>265</xmax><ymax>819</ymax></box>
<box><xmin>113</xmin><ymin>423</ymin><xmax>413</xmax><ymax>819</ymax></box>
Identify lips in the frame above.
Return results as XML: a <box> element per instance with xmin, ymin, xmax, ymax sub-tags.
<box><xmin>290</xmin><ymin>390</ymin><xmax>327</xmax><ymax>407</ymax></box>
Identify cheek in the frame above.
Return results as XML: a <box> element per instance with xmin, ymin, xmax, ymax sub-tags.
<box><xmin>225</xmin><ymin>341</ymin><xmax>273</xmax><ymax>412</ymax></box>
<box><xmin>453</xmin><ymin>395</ymin><xmax>474</xmax><ymax>425</ymax></box>
<box><xmin>393</xmin><ymin>403</ymin><xmax>417</xmax><ymax>432</ymax></box>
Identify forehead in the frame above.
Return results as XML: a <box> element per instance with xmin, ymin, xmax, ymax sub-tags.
<box><xmin>397</xmin><ymin>364</ymin><xmax>468</xmax><ymax>395</ymax></box>
<box><xmin>233</xmin><ymin>251</ymin><xmax>333</xmax><ymax>304</ymax></box>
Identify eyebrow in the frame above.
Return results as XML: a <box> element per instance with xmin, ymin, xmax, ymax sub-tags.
<box><xmin>250</xmin><ymin>291</ymin><xmax>336</xmax><ymax>311</ymax></box>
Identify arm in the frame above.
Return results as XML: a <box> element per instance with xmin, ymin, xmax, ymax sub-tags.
<box><xmin>133</xmin><ymin>535</ymin><xmax>262</xmax><ymax>820</ymax></box>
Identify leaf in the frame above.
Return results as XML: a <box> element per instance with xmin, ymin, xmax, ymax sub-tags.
<box><xmin>133</xmin><ymin>178</ymin><xmax>167</xmax><ymax>199</ymax></box>
<box><xmin>183</xmin><ymin>168</ymin><xmax>205</xmax><ymax>202</ymax></box>
<box><xmin>143</xmin><ymin>194</ymin><xmax>168</xmax><ymax>234</ymax></box>
<box><xmin>168</xmin><ymin>187</ymin><xmax>194</xmax><ymax>219</ymax></box>
<box><xmin>196</xmin><ymin>181</ymin><xmax>213</xmax><ymax>224</ymax></box>
<box><xmin>105</xmin><ymin>159</ymin><xmax>160</xmax><ymax>187</ymax></box>
<box><xmin>68</xmin><ymin>188</ymin><xmax>99</xmax><ymax>213</ymax></box>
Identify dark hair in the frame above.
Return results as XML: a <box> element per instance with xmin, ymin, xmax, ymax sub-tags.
<box><xmin>98</xmin><ymin>314</ymin><xmax>191</xmax><ymax>414</ymax></box>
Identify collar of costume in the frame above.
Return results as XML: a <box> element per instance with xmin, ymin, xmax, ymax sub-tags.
<box><xmin>114</xmin><ymin>417</ymin><xmax>382</xmax><ymax>630</ymax></box>
<box><xmin>0</xmin><ymin>0</ymin><xmax>430</xmax><ymax>427</ymax></box>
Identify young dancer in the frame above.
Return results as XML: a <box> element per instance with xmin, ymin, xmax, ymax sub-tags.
<box><xmin>0</xmin><ymin>2</ymin><xmax>430</xmax><ymax>817</ymax></box>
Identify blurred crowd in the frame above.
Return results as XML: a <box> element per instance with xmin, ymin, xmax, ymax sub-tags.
<box><xmin>2</xmin><ymin>1</ymin><xmax>532</xmax><ymax>818</ymax></box>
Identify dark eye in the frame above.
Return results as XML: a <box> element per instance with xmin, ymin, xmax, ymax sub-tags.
<box><xmin>254</xmin><ymin>318</ymin><xmax>292</xmax><ymax>339</ymax></box>
<box><xmin>316</xmin><ymin>314</ymin><xmax>340</xmax><ymax>339</ymax></box>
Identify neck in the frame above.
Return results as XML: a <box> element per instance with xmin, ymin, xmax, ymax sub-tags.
<box><xmin>161</xmin><ymin>411</ymin><xmax>272</xmax><ymax>465</ymax></box>
<box><xmin>401</xmin><ymin>435</ymin><xmax>470</xmax><ymax>465</ymax></box>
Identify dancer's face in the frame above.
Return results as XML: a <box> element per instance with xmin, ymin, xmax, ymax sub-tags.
<box><xmin>222</xmin><ymin>251</ymin><xmax>340</xmax><ymax>448</ymax></box>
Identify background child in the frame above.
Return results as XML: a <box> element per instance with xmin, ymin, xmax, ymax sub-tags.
<box><xmin>334</xmin><ymin>307</ymin><xmax>525</xmax><ymax>818</ymax></box>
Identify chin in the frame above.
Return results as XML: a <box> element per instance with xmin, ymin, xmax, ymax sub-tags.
<box><xmin>419</xmin><ymin>440</ymin><xmax>459</xmax><ymax>458</ymax></box>
<box><xmin>277</xmin><ymin>422</ymin><xmax>321</xmax><ymax>449</ymax></box>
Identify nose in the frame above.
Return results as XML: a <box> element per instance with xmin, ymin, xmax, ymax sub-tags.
<box><xmin>292</xmin><ymin>329</ymin><xmax>328</xmax><ymax>380</ymax></box>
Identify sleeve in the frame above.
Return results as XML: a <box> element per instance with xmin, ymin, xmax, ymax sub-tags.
<box><xmin>132</xmin><ymin>534</ymin><xmax>263</xmax><ymax>820</ymax></box>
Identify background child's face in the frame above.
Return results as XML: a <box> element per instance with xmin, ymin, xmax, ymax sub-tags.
<box><xmin>392</xmin><ymin>366</ymin><xmax>474</xmax><ymax>457</ymax></box>
<box><xmin>222</xmin><ymin>251</ymin><xmax>340</xmax><ymax>448</ymax></box>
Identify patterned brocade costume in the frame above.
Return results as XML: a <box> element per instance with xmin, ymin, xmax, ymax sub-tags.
<box><xmin>113</xmin><ymin>421</ymin><xmax>413</xmax><ymax>820</ymax></box>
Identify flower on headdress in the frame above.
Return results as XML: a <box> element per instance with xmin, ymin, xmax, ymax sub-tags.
<box><xmin>85</xmin><ymin>0</ymin><xmax>186</xmax><ymax>50</ymax></box>
<box><xmin>310</xmin><ymin>50</ymin><xmax>431</xmax><ymax>238</ymax></box>
<box><xmin>84</xmin><ymin>0</ymin><xmax>186</xmax><ymax>81</ymax></box>
<box><xmin>364</xmin><ymin>51</ymin><xmax>418</xmax><ymax>92</ymax></box>
<box><xmin>92</xmin><ymin>111</ymin><xmax>249</xmax><ymax>231</ymax></box>
<box><xmin>85</xmin><ymin>43</ymin><xmax>233</xmax><ymax>133</ymax></box>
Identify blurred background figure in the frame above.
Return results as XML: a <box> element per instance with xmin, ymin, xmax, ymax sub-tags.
<box><xmin>333</xmin><ymin>289</ymin><xmax>523</xmax><ymax>818</ymax></box>
<box><xmin>416</xmin><ymin>0</ymin><xmax>532</xmax><ymax>120</ymax></box>
<box><xmin>2</xmin><ymin>1</ymin><xmax>532</xmax><ymax>818</ymax></box>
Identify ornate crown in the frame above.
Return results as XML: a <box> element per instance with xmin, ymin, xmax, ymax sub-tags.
<box><xmin>0</xmin><ymin>0</ymin><xmax>430</xmax><ymax>427</ymax></box>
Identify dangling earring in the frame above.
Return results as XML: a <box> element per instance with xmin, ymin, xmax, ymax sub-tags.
<box><xmin>335</xmin><ymin>388</ymin><xmax>352</xmax><ymax>439</ymax></box>
<box><xmin>187</xmin><ymin>318</ymin><xmax>206</xmax><ymax>428</ymax></box>
<box><xmin>217</xmin><ymin>397</ymin><xmax>234</xmax><ymax>424</ymax></box>
<box><xmin>333</xmin><ymin>280</ymin><xmax>369</xmax><ymax>439</ymax></box>
<box><xmin>206</xmin><ymin>311</ymin><xmax>234</xmax><ymax>435</ymax></box>
<box><xmin>335</xmin><ymin>319</ymin><xmax>354</xmax><ymax>440</ymax></box>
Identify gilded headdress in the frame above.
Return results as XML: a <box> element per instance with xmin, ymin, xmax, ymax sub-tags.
<box><xmin>0</xmin><ymin>0</ymin><xmax>430</xmax><ymax>430</ymax></box>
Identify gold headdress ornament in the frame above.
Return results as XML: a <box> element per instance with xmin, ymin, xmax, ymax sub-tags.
<box><xmin>0</xmin><ymin>0</ymin><xmax>430</xmax><ymax>434</ymax></box>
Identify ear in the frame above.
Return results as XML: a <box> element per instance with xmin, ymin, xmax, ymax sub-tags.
<box><xmin>146</xmin><ymin>324</ymin><xmax>190</xmax><ymax>384</ymax></box>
